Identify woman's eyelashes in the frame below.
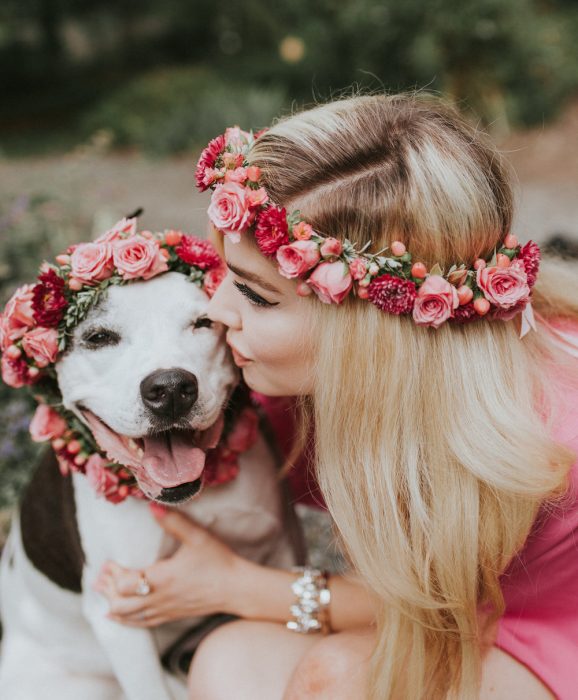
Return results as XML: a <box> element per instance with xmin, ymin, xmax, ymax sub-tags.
<box><xmin>233</xmin><ymin>280</ymin><xmax>278</xmax><ymax>308</ymax></box>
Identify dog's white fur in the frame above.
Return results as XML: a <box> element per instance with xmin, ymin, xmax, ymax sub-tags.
<box><xmin>0</xmin><ymin>272</ymin><xmax>296</xmax><ymax>700</ymax></box>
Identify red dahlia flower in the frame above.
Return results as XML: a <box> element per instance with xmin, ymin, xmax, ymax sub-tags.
<box><xmin>32</xmin><ymin>269</ymin><xmax>68</xmax><ymax>327</ymax></box>
<box><xmin>254</xmin><ymin>207</ymin><xmax>290</xmax><ymax>257</ymax></box>
<box><xmin>368</xmin><ymin>274</ymin><xmax>417</xmax><ymax>315</ymax></box>
<box><xmin>518</xmin><ymin>241</ymin><xmax>541</xmax><ymax>287</ymax></box>
<box><xmin>195</xmin><ymin>134</ymin><xmax>226</xmax><ymax>192</ymax></box>
<box><xmin>452</xmin><ymin>302</ymin><xmax>477</xmax><ymax>324</ymax></box>
<box><xmin>176</xmin><ymin>236</ymin><xmax>222</xmax><ymax>270</ymax></box>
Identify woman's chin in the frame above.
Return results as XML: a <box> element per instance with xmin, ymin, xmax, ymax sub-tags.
<box><xmin>241</xmin><ymin>364</ymin><xmax>308</xmax><ymax>397</ymax></box>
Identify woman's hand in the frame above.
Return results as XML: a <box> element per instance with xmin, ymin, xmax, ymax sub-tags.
<box><xmin>93</xmin><ymin>505</ymin><xmax>245</xmax><ymax>627</ymax></box>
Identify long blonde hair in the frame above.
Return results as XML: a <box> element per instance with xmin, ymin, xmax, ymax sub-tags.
<box><xmin>249</xmin><ymin>94</ymin><xmax>578</xmax><ymax>699</ymax></box>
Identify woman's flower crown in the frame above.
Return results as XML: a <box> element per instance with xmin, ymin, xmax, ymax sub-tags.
<box><xmin>0</xmin><ymin>219</ymin><xmax>255</xmax><ymax>504</ymax></box>
<box><xmin>197</xmin><ymin>127</ymin><xmax>541</xmax><ymax>332</ymax></box>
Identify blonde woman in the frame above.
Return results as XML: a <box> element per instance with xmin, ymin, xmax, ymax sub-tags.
<box><xmin>98</xmin><ymin>94</ymin><xmax>578</xmax><ymax>699</ymax></box>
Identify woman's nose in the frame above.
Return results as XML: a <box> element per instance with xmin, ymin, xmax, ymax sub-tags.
<box><xmin>207</xmin><ymin>275</ymin><xmax>241</xmax><ymax>330</ymax></box>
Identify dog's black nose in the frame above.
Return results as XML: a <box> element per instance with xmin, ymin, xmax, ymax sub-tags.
<box><xmin>140</xmin><ymin>369</ymin><xmax>198</xmax><ymax>419</ymax></box>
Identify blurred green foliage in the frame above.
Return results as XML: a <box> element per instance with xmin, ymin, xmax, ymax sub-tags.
<box><xmin>0</xmin><ymin>0</ymin><xmax>577</xmax><ymax>154</ymax></box>
<box><xmin>0</xmin><ymin>193</ymin><xmax>81</xmax><ymax>508</ymax></box>
<box><xmin>84</xmin><ymin>68</ymin><xmax>286</xmax><ymax>154</ymax></box>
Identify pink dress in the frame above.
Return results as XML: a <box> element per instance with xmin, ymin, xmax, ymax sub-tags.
<box><xmin>495</xmin><ymin>325</ymin><xmax>578</xmax><ymax>699</ymax></box>
<box><xmin>256</xmin><ymin>326</ymin><xmax>578</xmax><ymax>698</ymax></box>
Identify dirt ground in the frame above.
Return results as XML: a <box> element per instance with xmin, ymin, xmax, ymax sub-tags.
<box><xmin>0</xmin><ymin>100</ymin><xmax>577</xmax><ymax>245</ymax></box>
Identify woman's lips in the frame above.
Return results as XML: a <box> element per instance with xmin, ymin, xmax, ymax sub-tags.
<box><xmin>228</xmin><ymin>342</ymin><xmax>252</xmax><ymax>368</ymax></box>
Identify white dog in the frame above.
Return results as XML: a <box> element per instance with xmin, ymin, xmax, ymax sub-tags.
<box><xmin>0</xmin><ymin>271</ymin><xmax>299</xmax><ymax>700</ymax></box>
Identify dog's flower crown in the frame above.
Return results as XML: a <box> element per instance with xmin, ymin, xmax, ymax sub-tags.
<box><xmin>0</xmin><ymin>219</ymin><xmax>254</xmax><ymax>505</ymax></box>
<box><xmin>197</xmin><ymin>127</ymin><xmax>541</xmax><ymax>333</ymax></box>
<box><xmin>0</xmin><ymin>218</ymin><xmax>226</xmax><ymax>389</ymax></box>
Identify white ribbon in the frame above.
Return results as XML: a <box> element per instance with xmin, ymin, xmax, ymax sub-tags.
<box><xmin>519</xmin><ymin>302</ymin><xmax>537</xmax><ymax>339</ymax></box>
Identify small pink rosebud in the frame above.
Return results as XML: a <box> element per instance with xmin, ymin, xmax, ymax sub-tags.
<box><xmin>56</xmin><ymin>254</ymin><xmax>71</xmax><ymax>265</ymax></box>
<box><xmin>246</xmin><ymin>166</ymin><xmax>261</xmax><ymax>182</ymax></box>
<box><xmin>320</xmin><ymin>238</ymin><xmax>342</xmax><ymax>258</ymax></box>
<box><xmin>69</xmin><ymin>278</ymin><xmax>83</xmax><ymax>291</ymax></box>
<box><xmin>5</xmin><ymin>345</ymin><xmax>22</xmax><ymax>360</ymax></box>
<box><xmin>67</xmin><ymin>439</ymin><xmax>81</xmax><ymax>455</ymax></box>
<box><xmin>28</xmin><ymin>366</ymin><xmax>40</xmax><ymax>378</ymax></box>
<box><xmin>411</xmin><ymin>262</ymin><xmax>427</xmax><ymax>279</ymax></box>
<box><xmin>164</xmin><ymin>230</ymin><xmax>183</xmax><ymax>246</ymax></box>
<box><xmin>473</xmin><ymin>298</ymin><xmax>490</xmax><ymax>316</ymax></box>
<box><xmin>496</xmin><ymin>253</ymin><xmax>510</xmax><ymax>269</ymax></box>
<box><xmin>52</xmin><ymin>438</ymin><xmax>65</xmax><ymax>451</ymax></box>
<box><xmin>504</xmin><ymin>234</ymin><xmax>518</xmax><ymax>249</ymax></box>
<box><xmin>357</xmin><ymin>285</ymin><xmax>369</xmax><ymax>299</ymax></box>
<box><xmin>390</xmin><ymin>241</ymin><xmax>406</xmax><ymax>257</ymax></box>
<box><xmin>74</xmin><ymin>454</ymin><xmax>87</xmax><ymax>467</ymax></box>
<box><xmin>457</xmin><ymin>285</ymin><xmax>473</xmax><ymax>305</ymax></box>
<box><xmin>296</xmin><ymin>281</ymin><xmax>313</xmax><ymax>297</ymax></box>
<box><xmin>473</xmin><ymin>259</ymin><xmax>486</xmax><ymax>271</ymax></box>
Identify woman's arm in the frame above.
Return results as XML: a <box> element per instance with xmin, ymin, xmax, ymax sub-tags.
<box><xmin>95</xmin><ymin>505</ymin><xmax>375</xmax><ymax>632</ymax></box>
<box><xmin>233</xmin><ymin>558</ymin><xmax>375</xmax><ymax>632</ymax></box>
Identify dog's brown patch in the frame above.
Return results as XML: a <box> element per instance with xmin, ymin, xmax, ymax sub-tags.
<box><xmin>20</xmin><ymin>450</ymin><xmax>84</xmax><ymax>592</ymax></box>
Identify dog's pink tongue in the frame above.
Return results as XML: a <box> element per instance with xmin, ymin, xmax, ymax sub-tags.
<box><xmin>142</xmin><ymin>432</ymin><xmax>206</xmax><ymax>488</ymax></box>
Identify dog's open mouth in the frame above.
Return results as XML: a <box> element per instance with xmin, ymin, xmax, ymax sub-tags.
<box><xmin>79</xmin><ymin>408</ymin><xmax>224</xmax><ymax>499</ymax></box>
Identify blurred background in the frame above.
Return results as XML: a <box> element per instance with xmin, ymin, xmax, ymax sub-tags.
<box><xmin>1</xmin><ymin>0</ymin><xmax>577</xmax><ymax>518</ymax></box>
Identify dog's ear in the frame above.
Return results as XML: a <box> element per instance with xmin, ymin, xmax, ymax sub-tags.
<box><xmin>125</xmin><ymin>207</ymin><xmax>144</xmax><ymax>220</ymax></box>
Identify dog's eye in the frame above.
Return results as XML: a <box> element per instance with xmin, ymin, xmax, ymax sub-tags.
<box><xmin>193</xmin><ymin>316</ymin><xmax>213</xmax><ymax>330</ymax></box>
<box><xmin>82</xmin><ymin>329</ymin><xmax>120</xmax><ymax>348</ymax></box>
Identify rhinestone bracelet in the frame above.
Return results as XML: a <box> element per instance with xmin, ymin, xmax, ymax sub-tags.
<box><xmin>286</xmin><ymin>566</ymin><xmax>331</xmax><ymax>634</ymax></box>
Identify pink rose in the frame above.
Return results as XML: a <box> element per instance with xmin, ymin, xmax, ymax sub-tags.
<box><xmin>1</xmin><ymin>285</ymin><xmax>36</xmax><ymax>348</ymax></box>
<box><xmin>70</xmin><ymin>242</ymin><xmax>114</xmax><ymax>285</ymax></box>
<box><xmin>476</xmin><ymin>260</ymin><xmax>530</xmax><ymax>309</ymax></box>
<box><xmin>292</xmin><ymin>222</ymin><xmax>314</xmax><ymax>241</ymax></box>
<box><xmin>226</xmin><ymin>407</ymin><xmax>259</xmax><ymax>452</ymax></box>
<box><xmin>224</xmin><ymin>167</ymin><xmax>248</xmax><ymax>184</ymax></box>
<box><xmin>308</xmin><ymin>261</ymin><xmax>353</xmax><ymax>304</ymax></box>
<box><xmin>349</xmin><ymin>258</ymin><xmax>367</xmax><ymax>281</ymax></box>
<box><xmin>412</xmin><ymin>275</ymin><xmax>459</xmax><ymax>328</ymax></box>
<box><xmin>207</xmin><ymin>183</ymin><xmax>257</xmax><ymax>242</ymax></box>
<box><xmin>86</xmin><ymin>454</ymin><xmax>120</xmax><ymax>499</ymax></box>
<box><xmin>112</xmin><ymin>235</ymin><xmax>169</xmax><ymax>280</ymax></box>
<box><xmin>246</xmin><ymin>187</ymin><xmax>268</xmax><ymax>208</ymax></box>
<box><xmin>21</xmin><ymin>327</ymin><xmax>59</xmax><ymax>367</ymax></box>
<box><xmin>95</xmin><ymin>217</ymin><xmax>137</xmax><ymax>244</ymax></box>
<box><xmin>1</xmin><ymin>354</ymin><xmax>29</xmax><ymax>388</ymax></box>
<box><xmin>29</xmin><ymin>404</ymin><xmax>67</xmax><ymax>442</ymax></box>
<box><xmin>319</xmin><ymin>237</ymin><xmax>343</xmax><ymax>258</ymax></box>
<box><xmin>203</xmin><ymin>263</ymin><xmax>227</xmax><ymax>298</ymax></box>
<box><xmin>276</xmin><ymin>241</ymin><xmax>321</xmax><ymax>279</ymax></box>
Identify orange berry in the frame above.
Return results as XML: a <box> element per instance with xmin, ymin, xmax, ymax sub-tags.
<box><xmin>164</xmin><ymin>230</ymin><xmax>183</xmax><ymax>246</ymax></box>
<box><xmin>411</xmin><ymin>262</ymin><xmax>427</xmax><ymax>279</ymax></box>
<box><xmin>52</xmin><ymin>438</ymin><xmax>65</xmax><ymax>451</ymax></box>
<box><xmin>473</xmin><ymin>298</ymin><xmax>490</xmax><ymax>315</ymax></box>
<box><xmin>504</xmin><ymin>234</ymin><xmax>518</xmax><ymax>249</ymax></box>
<box><xmin>496</xmin><ymin>253</ymin><xmax>510</xmax><ymax>268</ymax></box>
<box><xmin>67</xmin><ymin>440</ymin><xmax>81</xmax><ymax>455</ymax></box>
<box><xmin>457</xmin><ymin>285</ymin><xmax>473</xmax><ymax>305</ymax></box>
<box><xmin>390</xmin><ymin>241</ymin><xmax>406</xmax><ymax>257</ymax></box>
<box><xmin>357</xmin><ymin>285</ymin><xmax>369</xmax><ymax>299</ymax></box>
<box><xmin>473</xmin><ymin>259</ymin><xmax>486</xmax><ymax>271</ymax></box>
<box><xmin>69</xmin><ymin>278</ymin><xmax>83</xmax><ymax>291</ymax></box>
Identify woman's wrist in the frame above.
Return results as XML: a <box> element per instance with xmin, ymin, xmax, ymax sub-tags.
<box><xmin>226</xmin><ymin>556</ymin><xmax>295</xmax><ymax>621</ymax></box>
